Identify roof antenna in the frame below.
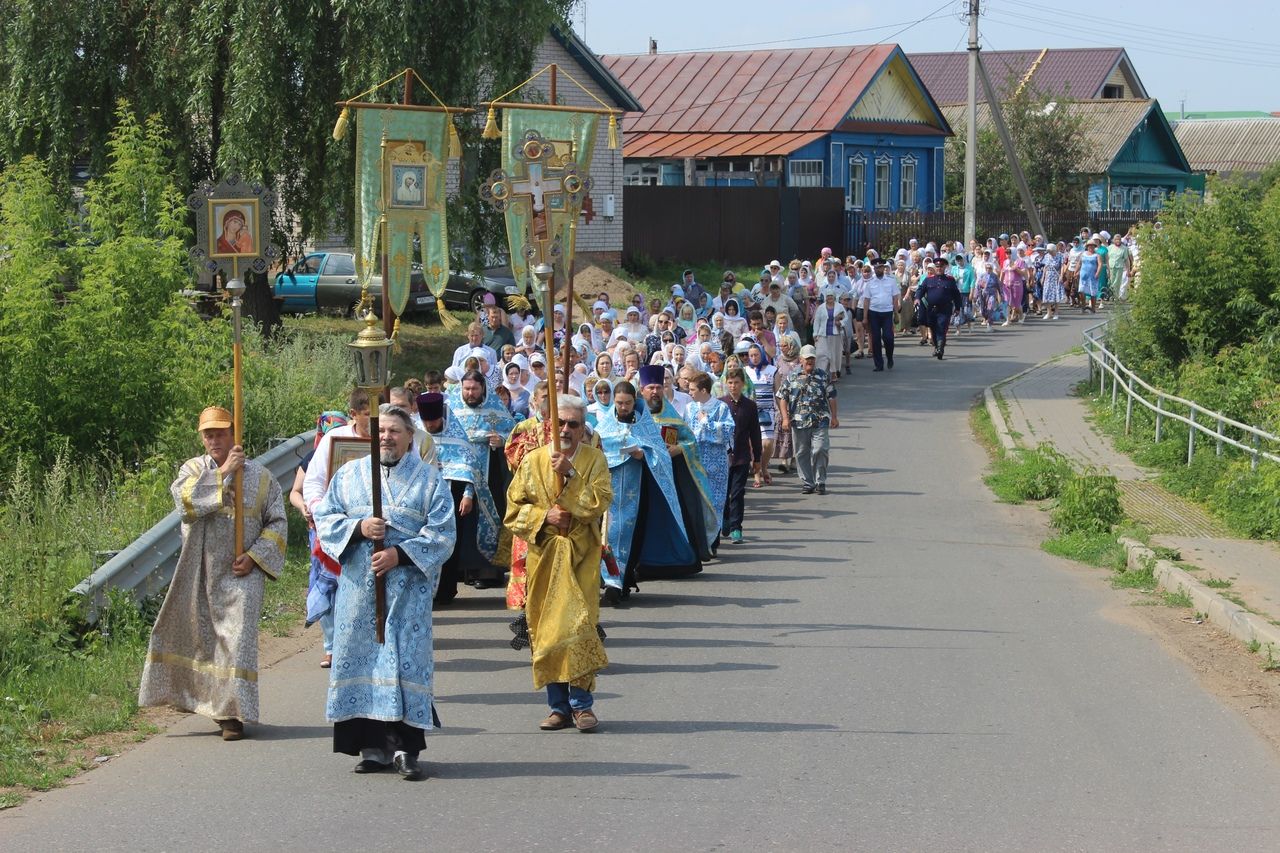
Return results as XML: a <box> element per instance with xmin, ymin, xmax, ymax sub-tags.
<box><xmin>649</xmin><ymin>37</ymin><xmax>658</xmax><ymax>55</ymax></box>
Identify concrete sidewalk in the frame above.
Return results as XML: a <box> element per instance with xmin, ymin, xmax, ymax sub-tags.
<box><xmin>994</xmin><ymin>351</ymin><xmax>1280</xmax><ymax>632</ymax></box>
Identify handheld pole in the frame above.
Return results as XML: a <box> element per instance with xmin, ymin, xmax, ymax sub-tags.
<box><xmin>369</xmin><ymin>403</ymin><xmax>386</xmax><ymax>644</ymax></box>
<box><xmin>230</xmin><ymin>261</ymin><xmax>245</xmax><ymax>561</ymax></box>
<box><xmin>964</xmin><ymin>0</ymin><xmax>979</xmax><ymax>252</ymax></box>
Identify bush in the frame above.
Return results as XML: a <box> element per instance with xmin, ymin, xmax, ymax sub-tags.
<box><xmin>985</xmin><ymin>444</ymin><xmax>1074</xmax><ymax>502</ymax></box>
<box><xmin>1211</xmin><ymin>459</ymin><xmax>1280</xmax><ymax>539</ymax></box>
<box><xmin>1052</xmin><ymin>470</ymin><xmax>1122</xmax><ymax>533</ymax></box>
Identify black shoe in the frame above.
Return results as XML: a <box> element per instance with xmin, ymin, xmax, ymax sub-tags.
<box><xmin>817</xmin><ymin>484</ymin><xmax>827</xmax><ymax>495</ymax></box>
<box><xmin>354</xmin><ymin>759</ymin><xmax>391</xmax><ymax>774</ymax></box>
<box><xmin>601</xmin><ymin>586</ymin><xmax>622</xmax><ymax>607</ymax></box>
<box><xmin>873</xmin><ymin>365</ymin><xmax>884</xmax><ymax>372</ymax></box>
<box><xmin>886</xmin><ymin>356</ymin><xmax>894</xmax><ymax>369</ymax></box>
<box><xmin>394</xmin><ymin>753</ymin><xmax>426</xmax><ymax>781</ymax></box>
<box><xmin>801</xmin><ymin>485</ymin><xmax>815</xmax><ymax>494</ymax></box>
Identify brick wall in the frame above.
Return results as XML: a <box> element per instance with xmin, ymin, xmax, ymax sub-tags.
<box><xmin>524</xmin><ymin>36</ymin><xmax>625</xmax><ymax>257</ymax></box>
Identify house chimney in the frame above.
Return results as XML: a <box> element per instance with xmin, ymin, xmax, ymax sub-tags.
<box><xmin>649</xmin><ymin>38</ymin><xmax>658</xmax><ymax>55</ymax></box>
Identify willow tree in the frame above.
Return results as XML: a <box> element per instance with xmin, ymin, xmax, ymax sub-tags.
<box><xmin>0</xmin><ymin>0</ymin><xmax>576</xmax><ymax>257</ymax></box>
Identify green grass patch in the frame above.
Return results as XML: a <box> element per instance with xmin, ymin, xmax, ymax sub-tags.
<box><xmin>984</xmin><ymin>445</ymin><xmax>1074</xmax><ymax>504</ymax></box>
<box><xmin>1162</xmin><ymin>588</ymin><xmax>1194</xmax><ymax>608</ymax></box>
<box><xmin>1042</xmin><ymin>530</ymin><xmax>1129</xmax><ymax>572</ymax></box>
<box><xmin>1203</xmin><ymin>577</ymin><xmax>1233</xmax><ymax>589</ymax></box>
<box><xmin>286</xmin><ymin>314</ymin><xmax>459</xmax><ymax>389</ymax></box>
<box><xmin>1111</xmin><ymin>557</ymin><xmax>1157</xmax><ymax>591</ymax></box>
<box><xmin>971</xmin><ymin>400</ymin><xmax>1003</xmax><ymax>458</ymax></box>
<box><xmin>1051</xmin><ymin>469</ymin><xmax>1122</xmax><ymax>533</ymax></box>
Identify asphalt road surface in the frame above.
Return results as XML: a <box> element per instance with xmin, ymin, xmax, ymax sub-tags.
<box><xmin>5</xmin><ymin>312</ymin><xmax>1280</xmax><ymax>851</ymax></box>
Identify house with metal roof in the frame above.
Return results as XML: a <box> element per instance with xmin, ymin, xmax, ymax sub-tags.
<box><xmin>601</xmin><ymin>44</ymin><xmax>952</xmax><ymax>212</ymax></box>
<box><xmin>1172</xmin><ymin>117</ymin><xmax>1280</xmax><ymax>179</ymax></box>
<box><xmin>910</xmin><ymin>47</ymin><xmax>1147</xmax><ymax>105</ymax></box>
<box><xmin>940</xmin><ymin>98</ymin><xmax>1199</xmax><ymax>211</ymax></box>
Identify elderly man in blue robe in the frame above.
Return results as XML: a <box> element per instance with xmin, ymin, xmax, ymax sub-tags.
<box><xmin>638</xmin><ymin>364</ymin><xmax>720</xmax><ymax>561</ymax></box>
<box><xmin>595</xmin><ymin>379</ymin><xmax>699</xmax><ymax>606</ymax></box>
<box><xmin>314</xmin><ymin>403</ymin><xmax>456</xmax><ymax>781</ymax></box>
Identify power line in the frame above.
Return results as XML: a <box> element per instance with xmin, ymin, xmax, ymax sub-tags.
<box><xmin>625</xmin><ymin>0</ymin><xmax>958</xmax><ymax>123</ymax></box>
<box><xmin>609</xmin><ymin>10</ymin><xmax>956</xmax><ymax>56</ymax></box>
<box><xmin>993</xmin><ymin>0</ymin><xmax>1280</xmax><ymax>56</ymax></box>
<box><xmin>980</xmin><ymin>14</ymin><xmax>1280</xmax><ymax>71</ymax></box>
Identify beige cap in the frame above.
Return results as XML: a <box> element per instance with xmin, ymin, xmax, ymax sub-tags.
<box><xmin>799</xmin><ymin>344</ymin><xmax>818</xmax><ymax>359</ymax></box>
<box><xmin>198</xmin><ymin>405</ymin><xmax>233</xmax><ymax>431</ymax></box>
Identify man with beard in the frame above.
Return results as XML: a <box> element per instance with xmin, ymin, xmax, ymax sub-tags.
<box><xmin>505</xmin><ymin>395</ymin><xmax>613</xmax><ymax>732</ymax></box>
<box><xmin>314</xmin><ymin>404</ymin><xmax>455</xmax><ymax>780</ymax></box>
<box><xmin>417</xmin><ymin>391</ymin><xmax>479</xmax><ymax>604</ymax></box>
<box><xmin>446</xmin><ymin>370</ymin><xmax>515</xmax><ymax>589</ymax></box>
<box><xmin>594</xmin><ymin>381</ymin><xmax>699</xmax><ymax>604</ymax></box>
<box><xmin>639</xmin><ymin>365</ymin><xmax>719</xmax><ymax>562</ymax></box>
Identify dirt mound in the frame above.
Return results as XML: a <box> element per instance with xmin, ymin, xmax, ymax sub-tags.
<box><xmin>572</xmin><ymin>265</ymin><xmax>642</xmax><ymax>307</ymax></box>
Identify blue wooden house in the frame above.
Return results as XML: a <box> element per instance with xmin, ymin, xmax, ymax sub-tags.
<box><xmin>602</xmin><ymin>43</ymin><xmax>952</xmax><ymax>212</ymax></box>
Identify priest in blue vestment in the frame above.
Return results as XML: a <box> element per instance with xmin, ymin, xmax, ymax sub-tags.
<box><xmin>315</xmin><ymin>404</ymin><xmax>456</xmax><ymax>781</ymax></box>
<box><xmin>595</xmin><ymin>378</ymin><xmax>699</xmax><ymax>606</ymax></box>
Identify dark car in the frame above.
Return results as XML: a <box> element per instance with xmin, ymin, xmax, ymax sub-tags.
<box><xmin>442</xmin><ymin>265</ymin><xmax>528</xmax><ymax>314</ymax></box>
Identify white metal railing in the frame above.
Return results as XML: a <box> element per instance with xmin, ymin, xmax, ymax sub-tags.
<box><xmin>71</xmin><ymin>430</ymin><xmax>316</xmax><ymax>620</ymax></box>
<box><xmin>1082</xmin><ymin>317</ymin><xmax>1279</xmax><ymax>470</ymax></box>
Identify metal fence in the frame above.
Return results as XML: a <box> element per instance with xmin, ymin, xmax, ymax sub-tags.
<box><xmin>845</xmin><ymin>209</ymin><xmax>1147</xmax><ymax>255</ymax></box>
<box><xmin>71</xmin><ymin>430</ymin><xmax>316</xmax><ymax>620</ymax></box>
<box><xmin>624</xmin><ymin>186</ymin><xmax>845</xmax><ymax>265</ymax></box>
<box><xmin>1082</xmin><ymin>318</ymin><xmax>1280</xmax><ymax>470</ymax></box>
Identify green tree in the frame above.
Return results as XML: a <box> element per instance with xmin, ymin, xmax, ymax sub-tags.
<box><xmin>0</xmin><ymin>0</ymin><xmax>576</xmax><ymax>258</ymax></box>
<box><xmin>944</xmin><ymin>83</ymin><xmax>1090</xmax><ymax>212</ymax></box>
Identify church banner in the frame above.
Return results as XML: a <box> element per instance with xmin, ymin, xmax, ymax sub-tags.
<box><xmin>485</xmin><ymin>107</ymin><xmax>598</xmax><ymax>291</ymax></box>
<box><xmin>353</xmin><ymin>107</ymin><xmax>450</xmax><ymax>317</ymax></box>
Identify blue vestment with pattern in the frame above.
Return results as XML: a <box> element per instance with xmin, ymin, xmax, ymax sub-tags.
<box><xmin>315</xmin><ymin>451</ymin><xmax>456</xmax><ymax>730</ymax></box>
<box><xmin>651</xmin><ymin>397</ymin><xmax>720</xmax><ymax>553</ymax></box>
<box><xmin>684</xmin><ymin>397</ymin><xmax>734</xmax><ymax>524</ymax></box>
<box><xmin>595</xmin><ymin>403</ymin><xmax>694</xmax><ymax>588</ymax></box>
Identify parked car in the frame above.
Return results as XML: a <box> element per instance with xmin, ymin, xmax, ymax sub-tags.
<box><xmin>274</xmin><ymin>251</ymin><xmax>528</xmax><ymax>316</ymax></box>
<box><xmin>273</xmin><ymin>252</ymin><xmax>421</xmax><ymax>315</ymax></box>
<box><xmin>442</xmin><ymin>265</ymin><xmax>528</xmax><ymax>314</ymax></box>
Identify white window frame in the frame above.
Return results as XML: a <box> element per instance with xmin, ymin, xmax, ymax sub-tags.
<box><xmin>788</xmin><ymin>159</ymin><xmax>824</xmax><ymax>188</ymax></box>
<box><xmin>874</xmin><ymin>155</ymin><xmax>892</xmax><ymax>210</ymax></box>
<box><xmin>899</xmin><ymin>155</ymin><xmax>918</xmax><ymax>210</ymax></box>
<box><xmin>848</xmin><ymin>154</ymin><xmax>866</xmax><ymax>210</ymax></box>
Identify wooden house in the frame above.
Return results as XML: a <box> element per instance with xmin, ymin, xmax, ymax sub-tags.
<box><xmin>601</xmin><ymin>44</ymin><xmax>952</xmax><ymax>212</ymax></box>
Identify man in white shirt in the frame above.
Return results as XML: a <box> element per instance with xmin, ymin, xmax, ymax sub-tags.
<box><xmin>302</xmin><ymin>387</ymin><xmax>372</xmax><ymax>516</ymax></box>
<box><xmin>861</xmin><ymin>257</ymin><xmax>901</xmax><ymax>372</ymax></box>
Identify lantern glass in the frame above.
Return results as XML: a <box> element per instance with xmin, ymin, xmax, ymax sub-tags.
<box><xmin>347</xmin><ymin>313</ymin><xmax>393</xmax><ymax>389</ymax></box>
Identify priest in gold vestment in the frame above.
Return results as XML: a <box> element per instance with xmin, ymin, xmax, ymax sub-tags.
<box><xmin>504</xmin><ymin>395</ymin><xmax>612</xmax><ymax>732</ymax></box>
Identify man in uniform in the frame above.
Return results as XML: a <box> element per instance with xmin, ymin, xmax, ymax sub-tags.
<box><xmin>505</xmin><ymin>395</ymin><xmax>613</xmax><ymax>732</ymax></box>
<box><xmin>314</xmin><ymin>404</ymin><xmax>456</xmax><ymax>780</ymax></box>
<box><xmin>138</xmin><ymin>406</ymin><xmax>287</xmax><ymax>741</ymax></box>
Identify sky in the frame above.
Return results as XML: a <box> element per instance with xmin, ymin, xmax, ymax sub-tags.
<box><xmin>574</xmin><ymin>0</ymin><xmax>1280</xmax><ymax>113</ymax></box>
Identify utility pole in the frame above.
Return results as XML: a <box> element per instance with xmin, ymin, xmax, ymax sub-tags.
<box><xmin>976</xmin><ymin>53</ymin><xmax>1045</xmax><ymax>238</ymax></box>
<box><xmin>963</xmin><ymin>0</ymin><xmax>979</xmax><ymax>253</ymax></box>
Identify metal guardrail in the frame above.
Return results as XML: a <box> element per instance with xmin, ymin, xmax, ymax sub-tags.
<box><xmin>71</xmin><ymin>430</ymin><xmax>316</xmax><ymax>619</ymax></box>
<box><xmin>1082</xmin><ymin>317</ymin><xmax>1280</xmax><ymax>470</ymax></box>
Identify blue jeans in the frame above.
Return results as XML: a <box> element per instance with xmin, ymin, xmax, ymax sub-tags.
<box><xmin>546</xmin><ymin>683</ymin><xmax>593</xmax><ymax>715</ymax></box>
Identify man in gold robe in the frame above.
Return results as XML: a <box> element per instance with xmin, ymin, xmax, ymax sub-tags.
<box><xmin>505</xmin><ymin>395</ymin><xmax>612</xmax><ymax>732</ymax></box>
<box><xmin>138</xmin><ymin>406</ymin><xmax>288</xmax><ymax>740</ymax></box>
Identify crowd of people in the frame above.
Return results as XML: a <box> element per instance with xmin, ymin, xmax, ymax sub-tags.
<box><xmin>137</xmin><ymin>226</ymin><xmax>1136</xmax><ymax>779</ymax></box>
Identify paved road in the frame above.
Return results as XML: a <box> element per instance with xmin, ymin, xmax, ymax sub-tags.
<box><xmin>6</xmin><ymin>313</ymin><xmax>1280</xmax><ymax>851</ymax></box>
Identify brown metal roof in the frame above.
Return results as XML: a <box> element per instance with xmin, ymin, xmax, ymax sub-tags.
<box><xmin>624</xmin><ymin>130</ymin><xmax>828</xmax><ymax>159</ymax></box>
<box><xmin>603</xmin><ymin>44</ymin><xmax>899</xmax><ymax>135</ymax></box>
<box><xmin>1173</xmin><ymin>118</ymin><xmax>1280</xmax><ymax>175</ymax></box>
<box><xmin>940</xmin><ymin>99</ymin><xmax>1161</xmax><ymax>174</ymax></box>
<box><xmin>910</xmin><ymin>47</ymin><xmax>1141</xmax><ymax>105</ymax></box>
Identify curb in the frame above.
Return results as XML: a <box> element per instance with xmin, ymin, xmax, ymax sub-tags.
<box><xmin>1118</xmin><ymin>538</ymin><xmax>1280</xmax><ymax>655</ymax></box>
<box><xmin>985</xmin><ymin>386</ymin><xmax>1017</xmax><ymax>452</ymax></box>
<box><xmin>984</xmin><ymin>350</ymin><xmax>1081</xmax><ymax>454</ymax></box>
